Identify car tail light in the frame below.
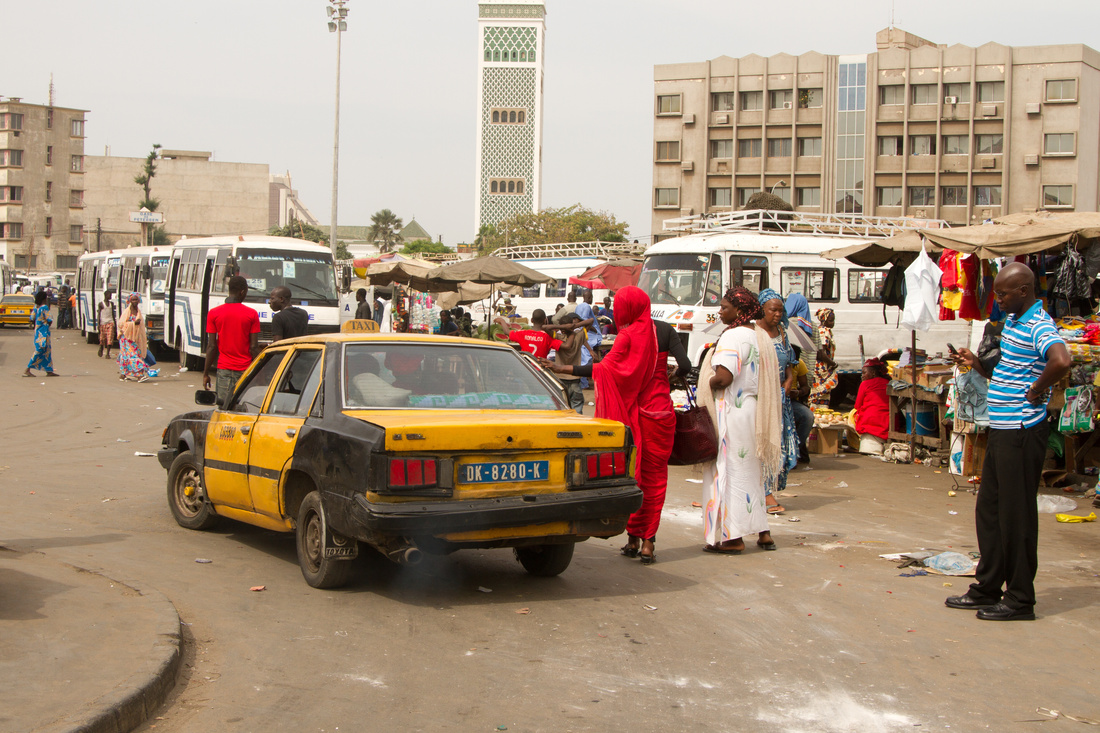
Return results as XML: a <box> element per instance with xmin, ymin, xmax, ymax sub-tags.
<box><xmin>579</xmin><ymin>450</ymin><xmax>628</xmax><ymax>482</ymax></box>
<box><xmin>388</xmin><ymin>458</ymin><xmax>439</xmax><ymax>489</ymax></box>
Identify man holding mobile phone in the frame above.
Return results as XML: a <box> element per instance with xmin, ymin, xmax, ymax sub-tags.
<box><xmin>945</xmin><ymin>262</ymin><xmax>1070</xmax><ymax>621</ymax></box>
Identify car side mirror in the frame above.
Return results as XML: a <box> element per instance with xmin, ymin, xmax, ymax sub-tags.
<box><xmin>195</xmin><ymin>390</ymin><xmax>218</xmax><ymax>406</ymax></box>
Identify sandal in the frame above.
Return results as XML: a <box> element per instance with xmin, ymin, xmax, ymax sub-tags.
<box><xmin>704</xmin><ymin>542</ymin><xmax>744</xmax><ymax>555</ymax></box>
<box><xmin>766</xmin><ymin>505</ymin><xmax>785</xmax><ymax>515</ymax></box>
<box><xmin>46</xmin><ymin>372</ymin><xmax>60</xmax><ymax>377</ymax></box>
<box><xmin>639</xmin><ymin>538</ymin><xmax>656</xmax><ymax>565</ymax></box>
<box><xmin>620</xmin><ymin>535</ymin><xmax>640</xmax><ymax>558</ymax></box>
<box><xmin>757</xmin><ymin>540</ymin><xmax>778</xmax><ymax>551</ymax></box>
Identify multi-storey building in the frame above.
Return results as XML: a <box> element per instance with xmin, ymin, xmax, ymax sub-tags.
<box><xmin>0</xmin><ymin>97</ymin><xmax>87</xmax><ymax>270</ymax></box>
<box><xmin>474</xmin><ymin>0</ymin><xmax>545</xmax><ymax>233</ymax></box>
<box><xmin>651</xmin><ymin>28</ymin><xmax>1100</xmax><ymax>239</ymax></box>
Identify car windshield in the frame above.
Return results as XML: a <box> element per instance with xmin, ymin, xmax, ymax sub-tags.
<box><xmin>639</xmin><ymin>253</ymin><xmax>714</xmax><ymax>306</ymax></box>
<box><xmin>343</xmin><ymin>343</ymin><xmax>567</xmax><ymax>411</ymax></box>
<box><xmin>237</xmin><ymin>249</ymin><xmax>338</xmax><ymax>304</ymax></box>
<box><xmin>2</xmin><ymin>295</ymin><xmax>33</xmax><ymax>304</ymax></box>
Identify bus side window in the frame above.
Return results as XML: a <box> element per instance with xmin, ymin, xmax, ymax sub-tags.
<box><xmin>703</xmin><ymin>254</ymin><xmax>722</xmax><ymax>305</ymax></box>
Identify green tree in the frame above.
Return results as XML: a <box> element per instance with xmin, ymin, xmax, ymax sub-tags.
<box><xmin>400</xmin><ymin>239</ymin><xmax>451</xmax><ymax>256</ymax></box>
<box><xmin>478</xmin><ymin>205</ymin><xmax>629</xmax><ymax>253</ymax></box>
<box><xmin>474</xmin><ymin>223</ymin><xmax>497</xmax><ymax>254</ymax></box>
<box><xmin>367</xmin><ymin>209</ymin><xmax>404</xmax><ymax>253</ymax></box>
<box><xmin>133</xmin><ymin>143</ymin><xmax>162</xmax><ymax>246</ymax></box>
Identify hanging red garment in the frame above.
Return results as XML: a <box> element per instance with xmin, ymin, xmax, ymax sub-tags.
<box><xmin>938</xmin><ymin>250</ymin><xmax>958</xmax><ymax>321</ymax></box>
<box><xmin>957</xmin><ymin>253</ymin><xmax>982</xmax><ymax>320</ymax></box>
<box><xmin>593</xmin><ymin>286</ymin><xmax>657</xmax><ymax>484</ymax></box>
<box><xmin>627</xmin><ymin>321</ymin><xmax>677</xmax><ymax>541</ymax></box>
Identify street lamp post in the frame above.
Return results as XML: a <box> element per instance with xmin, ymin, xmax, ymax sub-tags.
<box><xmin>327</xmin><ymin>1</ymin><xmax>348</xmax><ymax>259</ymax></box>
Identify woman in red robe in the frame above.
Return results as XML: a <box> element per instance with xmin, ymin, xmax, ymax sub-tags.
<box><xmin>853</xmin><ymin>358</ymin><xmax>890</xmax><ymax>448</ymax></box>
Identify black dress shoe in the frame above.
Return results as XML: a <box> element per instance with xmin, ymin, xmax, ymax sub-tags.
<box><xmin>976</xmin><ymin>602</ymin><xmax>1035</xmax><ymax>621</ymax></box>
<box><xmin>945</xmin><ymin>594</ymin><xmax>998</xmax><ymax>609</ymax></box>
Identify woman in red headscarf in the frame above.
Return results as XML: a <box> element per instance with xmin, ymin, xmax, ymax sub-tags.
<box><xmin>541</xmin><ymin>286</ymin><xmax>670</xmax><ymax>562</ymax></box>
<box><xmin>852</xmin><ymin>357</ymin><xmax>890</xmax><ymax>453</ymax></box>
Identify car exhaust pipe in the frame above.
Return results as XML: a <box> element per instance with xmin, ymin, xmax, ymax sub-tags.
<box><xmin>384</xmin><ymin>540</ymin><xmax>422</xmax><ymax>565</ymax></box>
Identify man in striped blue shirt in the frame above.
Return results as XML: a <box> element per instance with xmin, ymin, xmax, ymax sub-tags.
<box><xmin>946</xmin><ymin>262</ymin><xmax>1071</xmax><ymax>621</ymax></box>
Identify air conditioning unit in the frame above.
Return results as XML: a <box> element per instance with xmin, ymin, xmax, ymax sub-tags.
<box><xmin>982</xmin><ymin>104</ymin><xmax>998</xmax><ymax>117</ymax></box>
<box><xmin>1025</xmin><ymin>102</ymin><xmax>1041</xmax><ymax>115</ymax></box>
<box><xmin>980</xmin><ymin>157</ymin><xmax>997</xmax><ymax>169</ymax></box>
<box><xmin>683</xmin><ymin>113</ymin><xmax>695</xmax><ymax>125</ymax></box>
<box><xmin>716</xmin><ymin>114</ymin><xmax>729</xmax><ymax>124</ymax></box>
<box><xmin>1024</xmin><ymin>154</ymin><xmax>1040</xmax><ymax>165</ymax></box>
<box><xmin>680</xmin><ymin>207</ymin><xmax>694</xmax><ymax>216</ymax></box>
<box><xmin>944</xmin><ymin>96</ymin><xmax>958</xmax><ymax>105</ymax></box>
<box><xmin>915</xmin><ymin>209</ymin><xmax>927</xmax><ymax>219</ymax></box>
<box><xmin>716</xmin><ymin>161</ymin><xmax>730</xmax><ymax>172</ymax></box>
<box><xmin>681</xmin><ymin>161</ymin><xmax>694</xmax><ymax>172</ymax></box>
<box><xmin>782</xmin><ymin>101</ymin><xmax>793</xmax><ymax>109</ymax></box>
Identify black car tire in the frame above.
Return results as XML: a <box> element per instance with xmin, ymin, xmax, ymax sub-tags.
<box><xmin>167</xmin><ymin>450</ymin><xmax>218</xmax><ymax>530</ymax></box>
<box><xmin>86</xmin><ymin>329</ymin><xmax>98</xmax><ymax>344</ymax></box>
<box><xmin>514</xmin><ymin>542</ymin><xmax>575</xmax><ymax>577</ymax></box>
<box><xmin>296</xmin><ymin>491</ymin><xmax>355</xmax><ymax>589</ymax></box>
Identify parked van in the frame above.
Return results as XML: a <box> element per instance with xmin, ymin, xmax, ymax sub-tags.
<box><xmin>643</xmin><ymin>210</ymin><xmax>974</xmax><ymax>371</ymax></box>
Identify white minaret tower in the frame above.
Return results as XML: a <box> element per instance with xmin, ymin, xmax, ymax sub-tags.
<box><xmin>474</xmin><ymin>0</ymin><xmax>545</xmax><ymax>234</ymax></box>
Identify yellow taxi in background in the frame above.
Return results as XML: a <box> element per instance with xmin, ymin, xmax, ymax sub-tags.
<box><xmin>158</xmin><ymin>333</ymin><xmax>641</xmax><ymax>589</ymax></box>
<box><xmin>0</xmin><ymin>294</ymin><xmax>35</xmax><ymax>327</ymax></box>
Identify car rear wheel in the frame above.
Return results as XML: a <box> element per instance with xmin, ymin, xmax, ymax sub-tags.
<box><xmin>514</xmin><ymin>542</ymin><xmax>575</xmax><ymax>577</ymax></box>
<box><xmin>296</xmin><ymin>491</ymin><xmax>356</xmax><ymax>589</ymax></box>
<box><xmin>167</xmin><ymin>450</ymin><xmax>218</xmax><ymax>530</ymax></box>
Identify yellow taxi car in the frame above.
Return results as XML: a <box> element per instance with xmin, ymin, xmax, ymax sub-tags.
<box><xmin>0</xmin><ymin>294</ymin><xmax>35</xmax><ymax>327</ymax></box>
<box><xmin>158</xmin><ymin>333</ymin><xmax>641</xmax><ymax>589</ymax></box>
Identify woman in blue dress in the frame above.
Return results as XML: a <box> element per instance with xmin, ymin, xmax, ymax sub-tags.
<box><xmin>757</xmin><ymin>289</ymin><xmax>798</xmax><ymax>512</ymax></box>
<box><xmin>23</xmin><ymin>291</ymin><xmax>59</xmax><ymax>377</ymax></box>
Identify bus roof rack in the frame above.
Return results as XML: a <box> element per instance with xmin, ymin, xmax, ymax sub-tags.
<box><xmin>662</xmin><ymin>209</ymin><xmax>949</xmax><ymax>239</ymax></box>
<box><xmin>493</xmin><ymin>240</ymin><xmax>648</xmax><ymax>260</ymax></box>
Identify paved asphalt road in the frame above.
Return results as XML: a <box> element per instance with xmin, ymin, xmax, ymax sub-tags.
<box><xmin>1</xmin><ymin>323</ymin><xmax>1097</xmax><ymax>733</ymax></box>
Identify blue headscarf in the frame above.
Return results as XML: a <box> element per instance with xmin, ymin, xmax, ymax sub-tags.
<box><xmin>758</xmin><ymin>288</ymin><xmax>788</xmax><ymax>327</ymax></box>
<box><xmin>784</xmin><ymin>292</ymin><xmax>813</xmax><ymax>335</ymax></box>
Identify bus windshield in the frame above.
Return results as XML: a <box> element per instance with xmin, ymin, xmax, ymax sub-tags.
<box><xmin>151</xmin><ymin>256</ymin><xmax>169</xmax><ymax>295</ymax></box>
<box><xmin>237</xmin><ymin>249</ymin><xmax>338</xmax><ymax>304</ymax></box>
<box><xmin>639</xmin><ymin>254</ymin><xmax>711</xmax><ymax>306</ymax></box>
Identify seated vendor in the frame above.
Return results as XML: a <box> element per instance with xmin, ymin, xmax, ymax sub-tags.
<box><xmin>851</xmin><ymin>357</ymin><xmax>890</xmax><ymax>454</ymax></box>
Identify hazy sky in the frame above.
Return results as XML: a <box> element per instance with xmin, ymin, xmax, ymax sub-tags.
<box><xmin>5</xmin><ymin>1</ymin><xmax>1099</xmax><ymax>246</ymax></box>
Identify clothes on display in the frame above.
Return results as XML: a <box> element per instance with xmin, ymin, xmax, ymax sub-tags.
<box><xmin>900</xmin><ymin>245</ymin><xmax>941</xmax><ymax>332</ymax></box>
<box><xmin>938</xmin><ymin>250</ymin><xmax>982</xmax><ymax>321</ymax></box>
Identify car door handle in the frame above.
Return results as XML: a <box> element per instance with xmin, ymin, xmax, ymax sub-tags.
<box><xmin>285</xmin><ymin>428</ymin><xmax>297</xmax><ymax>438</ymax></box>
<box><xmin>240</xmin><ymin>425</ymin><xmax>251</xmax><ymax>435</ymax></box>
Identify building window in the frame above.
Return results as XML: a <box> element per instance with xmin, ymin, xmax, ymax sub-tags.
<box><xmin>941</xmin><ymin>186</ymin><xmax>968</xmax><ymax>206</ymax></box>
<box><xmin>70</xmin><ymin>225</ymin><xmax>84</xmax><ymax>243</ymax></box>
<box><xmin>45</xmin><ymin>217</ymin><xmax>52</xmax><ymax>236</ymax></box>
<box><xmin>655</xmin><ymin>188</ymin><xmax>679</xmax><ymax>207</ymax></box>
<box><xmin>740</xmin><ymin>91</ymin><xmax>763</xmax><ymax>111</ymax></box>
<box><xmin>943</xmin><ymin>135</ymin><xmax>969</xmax><ymax>155</ymax></box>
<box><xmin>0</xmin><ymin>113</ymin><xmax>24</xmax><ymax>130</ymax></box>
<box><xmin>70</xmin><ymin>189</ymin><xmax>84</xmax><ymax>207</ymax></box>
<box><xmin>977</xmin><ymin>134</ymin><xmax>1003</xmax><ymax>155</ymax></box>
<box><xmin>1042</xmin><ymin>185</ymin><xmax>1074</xmax><ymax>208</ymax></box>
<box><xmin>711</xmin><ymin>92</ymin><xmax>735</xmax><ymax>111</ymax></box>
<box><xmin>0</xmin><ymin>149</ymin><xmax>23</xmax><ymax>167</ymax></box>
<box><xmin>1045</xmin><ymin>79</ymin><xmax>1077</xmax><ymax>103</ymax></box>
<box><xmin>797</xmin><ymin>187</ymin><xmax>821</xmax><ymax>207</ymax></box>
<box><xmin>489</xmin><ymin>178</ymin><xmax>525</xmax><ymax>195</ymax></box>
<box><xmin>47</xmin><ymin>108</ymin><xmax>53</xmax><ymax>129</ymax></box>
<box><xmin>911</xmin><ymin>85</ymin><xmax>938</xmax><ymax>105</ymax></box>
<box><xmin>656</xmin><ymin>95</ymin><xmax>681</xmax><ymax>115</ymax></box>
<box><xmin>70</xmin><ymin>119</ymin><xmax>85</xmax><ymax>137</ymax></box>
<box><xmin>71</xmin><ymin>155</ymin><xmax>84</xmax><ymax>172</ymax></box>
<box><xmin>656</xmin><ymin>141</ymin><xmax>681</xmax><ymax>161</ymax></box>
<box><xmin>797</xmin><ymin>137</ymin><xmax>822</xmax><ymax>157</ymax></box>
<box><xmin>879</xmin><ymin>85</ymin><xmax>904</xmax><ymax>105</ymax></box>
<box><xmin>944</xmin><ymin>83</ymin><xmax>971</xmax><ymax>103</ymax></box>
<box><xmin>909</xmin><ymin>187</ymin><xmax>935</xmax><ymax>206</ymax></box>
<box><xmin>56</xmin><ymin>255</ymin><xmax>79</xmax><ymax>269</ymax></box>
<box><xmin>910</xmin><ymin>135</ymin><xmax>936</xmax><ymax>156</ymax></box>
<box><xmin>977</xmin><ymin>81</ymin><xmax>1005</xmax><ymax>103</ymax></box>
<box><xmin>798</xmin><ymin>88</ymin><xmax>823</xmax><ymax>108</ymax></box>
<box><xmin>974</xmin><ymin>186</ymin><xmax>1002</xmax><ymax>207</ymax></box>
<box><xmin>767</xmin><ymin>138</ymin><xmax>792</xmax><ymax>157</ymax></box>
<box><xmin>708</xmin><ymin>187</ymin><xmax>732</xmax><ymax>207</ymax></box>
<box><xmin>13</xmin><ymin>254</ymin><xmax>35</xmax><ymax>268</ymax></box>
<box><xmin>46</xmin><ymin>146</ymin><xmax>53</xmax><ymax>166</ymax></box>
<box><xmin>877</xmin><ymin>187</ymin><xmax>903</xmax><ymax>207</ymax></box>
<box><xmin>769</xmin><ymin>90</ymin><xmax>793</xmax><ymax>109</ymax></box>
<box><xmin>737</xmin><ymin>187</ymin><xmax>761</xmax><ymax>206</ymax></box>
<box><xmin>1044</xmin><ymin>133</ymin><xmax>1075</xmax><ymax>156</ymax></box>
<box><xmin>490</xmin><ymin>108</ymin><xmax>526</xmax><ymax>124</ymax></box>
<box><xmin>0</xmin><ymin>186</ymin><xmax>23</xmax><ymax>203</ymax></box>
<box><xmin>877</xmin><ymin>136</ymin><xmax>903</xmax><ymax>156</ymax></box>
<box><xmin>710</xmin><ymin>139</ymin><xmax>733</xmax><ymax>159</ymax></box>
<box><xmin>2</xmin><ymin>223</ymin><xmax>24</xmax><ymax>239</ymax></box>
<box><xmin>45</xmin><ymin>181</ymin><xmax>52</xmax><ymax>202</ymax></box>
<box><xmin>738</xmin><ymin>139</ymin><xmax>762</xmax><ymax>158</ymax></box>
<box><xmin>492</xmin><ymin>110</ymin><xmax>499</xmax><ymax>123</ymax></box>
<box><xmin>771</xmin><ymin>186</ymin><xmax>791</xmax><ymax>204</ymax></box>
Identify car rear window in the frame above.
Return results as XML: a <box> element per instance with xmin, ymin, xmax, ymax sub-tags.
<box><xmin>343</xmin><ymin>343</ymin><xmax>565</xmax><ymax>411</ymax></box>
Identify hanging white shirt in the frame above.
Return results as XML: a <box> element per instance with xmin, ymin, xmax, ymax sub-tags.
<box><xmin>900</xmin><ymin>244</ymin><xmax>942</xmax><ymax>332</ymax></box>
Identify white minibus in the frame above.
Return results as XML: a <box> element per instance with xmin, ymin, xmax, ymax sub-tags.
<box><xmin>77</xmin><ymin>247</ymin><xmax>170</xmax><ymax>347</ymax></box>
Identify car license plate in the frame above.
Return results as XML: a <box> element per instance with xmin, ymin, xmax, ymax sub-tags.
<box><xmin>461</xmin><ymin>460</ymin><xmax>548</xmax><ymax>484</ymax></box>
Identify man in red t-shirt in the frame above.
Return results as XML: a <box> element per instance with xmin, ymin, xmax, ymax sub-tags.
<box><xmin>506</xmin><ymin>309</ymin><xmax>558</xmax><ymax>357</ymax></box>
<box><xmin>203</xmin><ymin>275</ymin><xmax>261</xmax><ymax>407</ymax></box>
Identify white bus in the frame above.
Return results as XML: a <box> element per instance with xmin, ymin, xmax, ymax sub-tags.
<box><xmin>164</xmin><ymin>235</ymin><xmax>341</xmax><ymax>368</ymax></box>
<box><xmin>644</xmin><ymin>210</ymin><xmax>973</xmax><ymax>371</ymax></box>
<box><xmin>76</xmin><ymin>247</ymin><xmax>171</xmax><ymax>347</ymax></box>
<box><xmin>0</xmin><ymin>260</ymin><xmax>12</xmax><ymax>295</ymax></box>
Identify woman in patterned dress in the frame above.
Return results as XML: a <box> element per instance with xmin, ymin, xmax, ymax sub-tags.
<box><xmin>117</xmin><ymin>292</ymin><xmax>150</xmax><ymax>382</ymax></box>
<box><xmin>23</xmin><ymin>291</ymin><xmax>59</xmax><ymax>378</ymax></box>
<box><xmin>809</xmin><ymin>307</ymin><xmax>838</xmax><ymax>408</ymax></box>
<box><xmin>757</xmin><ymin>289</ymin><xmax>799</xmax><ymax>514</ymax></box>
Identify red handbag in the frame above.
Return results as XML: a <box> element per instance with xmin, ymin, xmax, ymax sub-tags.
<box><xmin>669</xmin><ymin>385</ymin><xmax>718</xmax><ymax>465</ymax></box>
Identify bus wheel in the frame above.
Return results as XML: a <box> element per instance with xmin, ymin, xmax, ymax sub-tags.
<box><xmin>86</xmin><ymin>330</ymin><xmax>98</xmax><ymax>345</ymax></box>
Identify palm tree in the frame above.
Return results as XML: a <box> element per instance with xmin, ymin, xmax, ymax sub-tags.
<box><xmin>368</xmin><ymin>209</ymin><xmax>404</xmax><ymax>253</ymax></box>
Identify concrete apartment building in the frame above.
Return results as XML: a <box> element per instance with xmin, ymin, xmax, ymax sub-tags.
<box><xmin>0</xmin><ymin>97</ymin><xmax>88</xmax><ymax>270</ymax></box>
<box><xmin>651</xmin><ymin>28</ymin><xmax>1100</xmax><ymax>239</ymax></box>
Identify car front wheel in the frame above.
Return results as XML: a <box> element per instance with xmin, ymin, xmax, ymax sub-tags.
<box><xmin>167</xmin><ymin>450</ymin><xmax>218</xmax><ymax>530</ymax></box>
<box><xmin>514</xmin><ymin>542</ymin><xmax>575</xmax><ymax>577</ymax></box>
<box><xmin>296</xmin><ymin>491</ymin><xmax>356</xmax><ymax>589</ymax></box>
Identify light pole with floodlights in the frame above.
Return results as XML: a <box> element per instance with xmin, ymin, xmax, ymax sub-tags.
<box><xmin>327</xmin><ymin>0</ymin><xmax>348</xmax><ymax>259</ymax></box>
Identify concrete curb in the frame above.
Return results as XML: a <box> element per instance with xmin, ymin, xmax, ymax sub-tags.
<box><xmin>36</xmin><ymin>570</ymin><xmax>182</xmax><ymax>733</ymax></box>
